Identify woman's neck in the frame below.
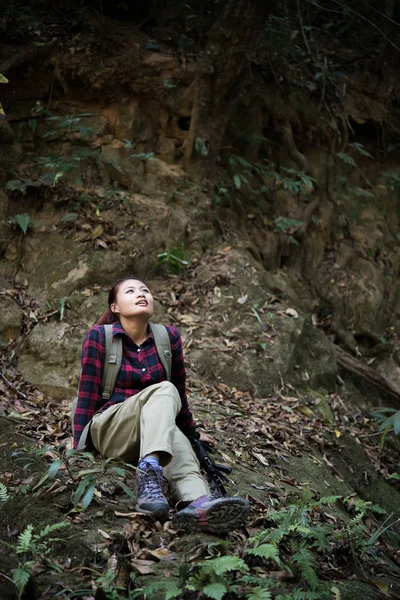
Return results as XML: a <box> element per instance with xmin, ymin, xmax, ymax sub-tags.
<box><xmin>119</xmin><ymin>317</ymin><xmax>149</xmax><ymax>346</ymax></box>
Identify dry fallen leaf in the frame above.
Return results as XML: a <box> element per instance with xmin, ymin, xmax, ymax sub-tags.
<box><xmin>252</xmin><ymin>451</ymin><xmax>269</xmax><ymax>466</ymax></box>
<box><xmin>149</xmin><ymin>547</ymin><xmax>176</xmax><ymax>561</ymax></box>
<box><xmin>131</xmin><ymin>559</ymin><xmax>156</xmax><ymax>574</ymax></box>
<box><xmin>369</xmin><ymin>580</ymin><xmax>389</xmax><ymax>595</ymax></box>
<box><xmin>91</xmin><ymin>224</ymin><xmax>104</xmax><ymax>239</ymax></box>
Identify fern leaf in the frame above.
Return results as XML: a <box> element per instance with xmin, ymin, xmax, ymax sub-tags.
<box><xmin>11</xmin><ymin>567</ymin><xmax>31</xmax><ymax>596</ymax></box>
<box><xmin>263</xmin><ymin>528</ymin><xmax>286</xmax><ymax>544</ymax></box>
<box><xmin>314</xmin><ymin>495</ymin><xmax>341</xmax><ymax>506</ymax></box>
<box><xmin>246</xmin><ymin>544</ymin><xmax>281</xmax><ymax>565</ymax></box>
<box><xmin>165</xmin><ymin>584</ymin><xmax>182</xmax><ymax>600</ymax></box>
<box><xmin>292</xmin><ymin>543</ymin><xmax>319</xmax><ymax>591</ymax></box>
<box><xmin>36</xmin><ymin>521</ymin><xmax>69</xmax><ymax>539</ymax></box>
<box><xmin>16</xmin><ymin>525</ymin><xmax>34</xmax><ymax>554</ymax></box>
<box><xmin>292</xmin><ymin>591</ymin><xmax>321</xmax><ymax>600</ymax></box>
<box><xmin>247</xmin><ymin>587</ymin><xmax>272</xmax><ymax>600</ymax></box>
<box><xmin>308</xmin><ymin>526</ymin><xmax>331</xmax><ymax>552</ymax></box>
<box><xmin>370</xmin><ymin>504</ymin><xmax>387</xmax><ymax>515</ymax></box>
<box><xmin>200</xmin><ymin>555</ymin><xmax>248</xmax><ymax>576</ymax></box>
<box><xmin>203</xmin><ymin>582</ymin><xmax>228</xmax><ymax>600</ymax></box>
<box><xmin>0</xmin><ymin>482</ymin><xmax>9</xmax><ymax>502</ymax></box>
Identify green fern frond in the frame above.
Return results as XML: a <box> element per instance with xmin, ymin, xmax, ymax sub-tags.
<box><xmin>370</xmin><ymin>504</ymin><xmax>387</xmax><ymax>515</ymax></box>
<box><xmin>246</xmin><ymin>543</ymin><xmax>281</xmax><ymax>565</ymax></box>
<box><xmin>199</xmin><ymin>555</ymin><xmax>248</xmax><ymax>576</ymax></box>
<box><xmin>247</xmin><ymin>588</ymin><xmax>272</xmax><ymax>600</ymax></box>
<box><xmin>263</xmin><ymin>528</ymin><xmax>287</xmax><ymax>544</ymax></box>
<box><xmin>292</xmin><ymin>542</ymin><xmax>319</xmax><ymax>591</ymax></box>
<box><xmin>36</xmin><ymin>521</ymin><xmax>69</xmax><ymax>540</ymax></box>
<box><xmin>203</xmin><ymin>582</ymin><xmax>228</xmax><ymax>600</ymax></box>
<box><xmin>313</xmin><ymin>495</ymin><xmax>341</xmax><ymax>506</ymax></box>
<box><xmin>16</xmin><ymin>525</ymin><xmax>34</xmax><ymax>554</ymax></box>
<box><xmin>11</xmin><ymin>566</ymin><xmax>31</xmax><ymax>596</ymax></box>
<box><xmin>0</xmin><ymin>482</ymin><xmax>9</xmax><ymax>502</ymax></box>
<box><xmin>308</xmin><ymin>525</ymin><xmax>331</xmax><ymax>552</ymax></box>
<box><xmin>292</xmin><ymin>590</ymin><xmax>321</xmax><ymax>600</ymax></box>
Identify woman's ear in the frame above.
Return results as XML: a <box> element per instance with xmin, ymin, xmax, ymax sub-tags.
<box><xmin>110</xmin><ymin>304</ymin><xmax>117</xmax><ymax>314</ymax></box>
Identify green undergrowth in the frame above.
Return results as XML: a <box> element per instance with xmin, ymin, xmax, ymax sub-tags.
<box><xmin>2</xmin><ymin>446</ymin><xmax>400</xmax><ymax>599</ymax></box>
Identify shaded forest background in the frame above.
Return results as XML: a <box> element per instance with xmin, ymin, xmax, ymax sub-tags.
<box><xmin>1</xmin><ymin>1</ymin><xmax>400</xmax><ymax>599</ymax></box>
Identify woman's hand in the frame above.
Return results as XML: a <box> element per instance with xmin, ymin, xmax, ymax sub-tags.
<box><xmin>199</xmin><ymin>431</ymin><xmax>217</xmax><ymax>446</ymax></box>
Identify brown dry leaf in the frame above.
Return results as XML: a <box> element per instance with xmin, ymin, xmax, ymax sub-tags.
<box><xmin>369</xmin><ymin>580</ymin><xmax>389</xmax><ymax>595</ymax></box>
<box><xmin>148</xmin><ymin>548</ymin><xmax>176</xmax><ymax>561</ymax></box>
<box><xmin>107</xmin><ymin>553</ymin><xmax>118</xmax><ymax>573</ymax></box>
<box><xmin>131</xmin><ymin>559</ymin><xmax>156</xmax><ymax>574</ymax></box>
<box><xmin>91</xmin><ymin>225</ymin><xmax>104</xmax><ymax>239</ymax></box>
<box><xmin>7</xmin><ymin>411</ymin><xmax>33</xmax><ymax>420</ymax></box>
<box><xmin>98</xmin><ymin>529</ymin><xmax>112</xmax><ymax>540</ymax></box>
<box><xmin>252</xmin><ymin>452</ymin><xmax>269</xmax><ymax>466</ymax></box>
<box><xmin>213</xmin><ymin>286</ymin><xmax>222</xmax><ymax>298</ymax></box>
<box><xmin>297</xmin><ymin>405</ymin><xmax>314</xmax><ymax>418</ymax></box>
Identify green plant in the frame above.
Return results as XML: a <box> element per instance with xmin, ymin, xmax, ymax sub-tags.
<box><xmin>228</xmin><ymin>154</ymin><xmax>315</xmax><ymax>195</ymax></box>
<box><xmin>0</xmin><ymin>482</ymin><xmax>9</xmax><ymax>502</ymax></box>
<box><xmin>370</xmin><ymin>407</ymin><xmax>400</xmax><ymax>447</ymax></box>
<box><xmin>185</xmin><ymin>555</ymin><xmax>251</xmax><ymax>600</ymax></box>
<box><xmin>8</xmin><ymin>213</ymin><xmax>31</xmax><ymax>234</ymax></box>
<box><xmin>274</xmin><ymin>216</ymin><xmax>303</xmax><ymax>233</ymax></box>
<box><xmin>12</xmin><ymin>443</ymin><xmax>137</xmax><ymax>511</ymax></box>
<box><xmin>5</xmin><ymin>111</ymin><xmax>101</xmax><ymax>194</ymax></box>
<box><xmin>156</xmin><ymin>242</ymin><xmax>191</xmax><ymax>274</ymax></box>
<box><xmin>6</xmin><ymin>522</ymin><xmax>69</xmax><ymax>598</ymax></box>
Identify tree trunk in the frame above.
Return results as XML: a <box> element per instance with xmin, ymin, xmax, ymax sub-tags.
<box><xmin>183</xmin><ymin>0</ymin><xmax>271</xmax><ymax>180</ymax></box>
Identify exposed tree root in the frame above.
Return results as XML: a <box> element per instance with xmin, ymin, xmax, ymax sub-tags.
<box><xmin>336</xmin><ymin>345</ymin><xmax>400</xmax><ymax>406</ymax></box>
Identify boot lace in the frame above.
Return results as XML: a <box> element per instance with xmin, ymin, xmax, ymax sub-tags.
<box><xmin>139</xmin><ymin>462</ymin><xmax>165</xmax><ymax>499</ymax></box>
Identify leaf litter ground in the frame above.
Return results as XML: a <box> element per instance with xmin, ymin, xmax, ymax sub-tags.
<box><xmin>1</xmin><ymin>274</ymin><xmax>400</xmax><ymax>599</ymax></box>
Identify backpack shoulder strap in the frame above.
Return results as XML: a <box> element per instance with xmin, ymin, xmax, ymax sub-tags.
<box><xmin>102</xmin><ymin>324</ymin><xmax>123</xmax><ymax>400</ymax></box>
<box><xmin>149</xmin><ymin>323</ymin><xmax>172</xmax><ymax>381</ymax></box>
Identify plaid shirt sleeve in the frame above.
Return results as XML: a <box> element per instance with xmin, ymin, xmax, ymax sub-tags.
<box><xmin>73</xmin><ymin>326</ymin><xmax>106</xmax><ymax>448</ymax></box>
<box><xmin>167</xmin><ymin>326</ymin><xmax>197</xmax><ymax>439</ymax></box>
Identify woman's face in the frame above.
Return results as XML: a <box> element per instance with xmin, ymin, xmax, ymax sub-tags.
<box><xmin>111</xmin><ymin>279</ymin><xmax>154</xmax><ymax>321</ymax></box>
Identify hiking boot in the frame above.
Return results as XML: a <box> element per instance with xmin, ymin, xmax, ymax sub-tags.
<box><xmin>135</xmin><ymin>461</ymin><xmax>169</xmax><ymax>520</ymax></box>
<box><xmin>173</xmin><ymin>495</ymin><xmax>250</xmax><ymax>534</ymax></box>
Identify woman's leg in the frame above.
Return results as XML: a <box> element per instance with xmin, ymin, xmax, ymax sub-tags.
<box><xmin>163</xmin><ymin>428</ymin><xmax>209</xmax><ymax>503</ymax></box>
<box><xmin>90</xmin><ymin>381</ymin><xmax>181</xmax><ymax>463</ymax></box>
<box><xmin>90</xmin><ymin>381</ymin><xmax>182</xmax><ymax>520</ymax></box>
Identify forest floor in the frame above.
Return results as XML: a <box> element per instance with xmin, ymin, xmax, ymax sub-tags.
<box><xmin>1</xmin><ymin>269</ymin><xmax>400</xmax><ymax>600</ymax></box>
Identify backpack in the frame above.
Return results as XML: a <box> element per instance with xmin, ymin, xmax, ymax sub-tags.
<box><xmin>71</xmin><ymin>323</ymin><xmax>172</xmax><ymax>449</ymax></box>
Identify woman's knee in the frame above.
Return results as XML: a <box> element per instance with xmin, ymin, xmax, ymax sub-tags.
<box><xmin>157</xmin><ymin>380</ymin><xmax>178</xmax><ymax>396</ymax></box>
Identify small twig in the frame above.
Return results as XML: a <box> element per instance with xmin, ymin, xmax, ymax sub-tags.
<box><xmin>297</xmin><ymin>0</ymin><xmax>312</xmax><ymax>56</ymax></box>
<box><xmin>36</xmin><ymin>309</ymin><xmax>59</xmax><ymax>321</ymax></box>
<box><xmin>0</xmin><ymin>571</ymin><xmax>14</xmax><ymax>584</ymax></box>
<box><xmin>0</xmin><ymin>370</ymin><xmax>28</xmax><ymax>400</ymax></box>
<box><xmin>358</xmin><ymin>431</ymin><xmax>381</xmax><ymax>439</ymax></box>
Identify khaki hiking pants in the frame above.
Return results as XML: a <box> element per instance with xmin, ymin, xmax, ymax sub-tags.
<box><xmin>90</xmin><ymin>381</ymin><xmax>209</xmax><ymax>503</ymax></box>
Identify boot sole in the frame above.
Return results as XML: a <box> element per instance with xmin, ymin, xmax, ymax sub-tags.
<box><xmin>136</xmin><ymin>503</ymin><xmax>170</xmax><ymax>521</ymax></box>
<box><xmin>173</xmin><ymin>497</ymin><xmax>250</xmax><ymax>534</ymax></box>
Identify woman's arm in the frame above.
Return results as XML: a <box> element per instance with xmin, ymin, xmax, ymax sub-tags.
<box><xmin>73</xmin><ymin>326</ymin><xmax>106</xmax><ymax>448</ymax></box>
<box><xmin>167</xmin><ymin>326</ymin><xmax>197</xmax><ymax>439</ymax></box>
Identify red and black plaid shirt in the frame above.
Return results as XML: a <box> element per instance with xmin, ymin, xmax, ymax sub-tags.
<box><xmin>73</xmin><ymin>322</ymin><xmax>196</xmax><ymax>448</ymax></box>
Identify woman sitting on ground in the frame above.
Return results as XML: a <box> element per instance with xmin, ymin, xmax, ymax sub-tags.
<box><xmin>73</xmin><ymin>276</ymin><xmax>250</xmax><ymax>533</ymax></box>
